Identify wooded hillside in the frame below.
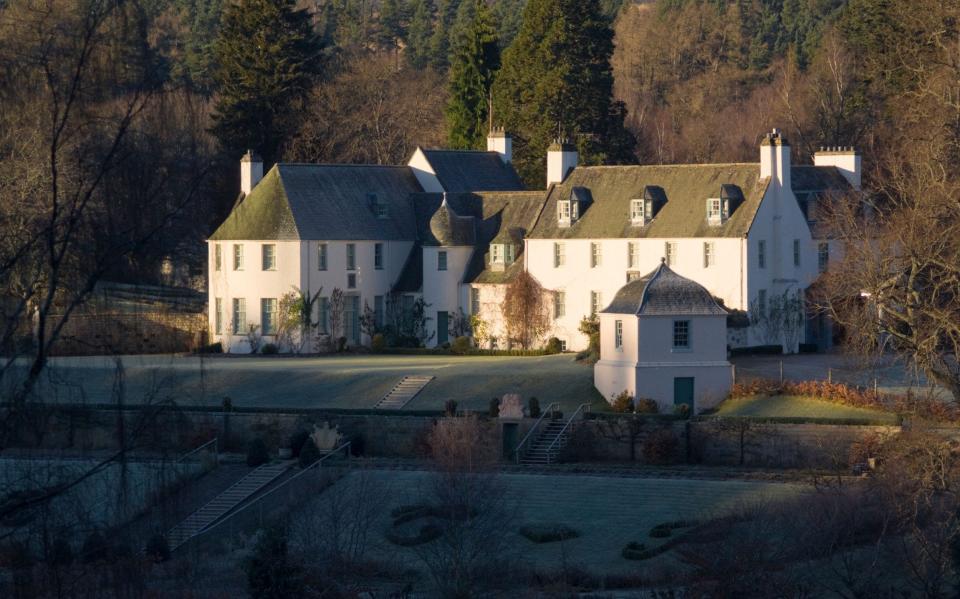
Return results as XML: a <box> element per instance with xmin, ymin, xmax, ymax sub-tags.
<box><xmin>0</xmin><ymin>0</ymin><xmax>955</xmax><ymax>287</ymax></box>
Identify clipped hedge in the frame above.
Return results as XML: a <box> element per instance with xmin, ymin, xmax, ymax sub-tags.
<box><xmin>385</xmin><ymin>523</ymin><xmax>441</xmax><ymax>547</ymax></box>
<box><xmin>380</xmin><ymin>347</ymin><xmax>555</xmax><ymax>357</ymax></box>
<box><xmin>729</xmin><ymin>345</ymin><xmax>783</xmax><ymax>356</ymax></box>
<box><xmin>624</xmin><ymin>521</ymin><xmax>699</xmax><ymax>561</ymax></box>
<box><xmin>519</xmin><ymin>523</ymin><xmax>580</xmax><ymax>544</ymax></box>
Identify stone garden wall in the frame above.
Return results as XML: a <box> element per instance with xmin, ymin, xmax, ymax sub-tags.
<box><xmin>2</xmin><ymin>405</ymin><xmax>908</xmax><ymax>470</ymax></box>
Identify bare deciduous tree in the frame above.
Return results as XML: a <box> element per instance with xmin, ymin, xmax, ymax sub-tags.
<box><xmin>501</xmin><ymin>270</ymin><xmax>549</xmax><ymax>349</ymax></box>
<box><xmin>415</xmin><ymin>415</ymin><xmax>517</xmax><ymax>598</ymax></box>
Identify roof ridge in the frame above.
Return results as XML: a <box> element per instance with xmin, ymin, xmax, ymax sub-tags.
<box><xmin>637</xmin><ymin>261</ymin><xmax>666</xmax><ymax>315</ymax></box>
<box><xmin>276</xmin><ymin>163</ymin><xmax>409</xmax><ymax>169</ymax></box>
<box><xmin>573</xmin><ymin>162</ymin><xmax>759</xmax><ymax>170</ymax></box>
<box><xmin>422</xmin><ymin>149</ymin><xmax>498</xmax><ymax>154</ymax></box>
<box><xmin>272</xmin><ymin>165</ymin><xmax>302</xmax><ymax>240</ymax></box>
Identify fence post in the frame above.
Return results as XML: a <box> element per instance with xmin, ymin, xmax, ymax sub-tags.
<box><xmin>779</xmin><ymin>360</ymin><xmax>784</xmax><ymax>385</ymax></box>
<box><xmin>732</xmin><ymin>364</ymin><xmax>736</xmax><ymax>385</ymax></box>
<box><xmin>828</xmin><ymin>368</ymin><xmax>832</xmax><ymax>384</ymax></box>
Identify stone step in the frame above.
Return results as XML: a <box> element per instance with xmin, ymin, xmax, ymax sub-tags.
<box><xmin>166</xmin><ymin>460</ymin><xmax>295</xmax><ymax>551</ymax></box>
<box><xmin>375</xmin><ymin>375</ymin><xmax>435</xmax><ymax>409</ymax></box>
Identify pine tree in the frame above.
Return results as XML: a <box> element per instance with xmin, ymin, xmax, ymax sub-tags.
<box><xmin>492</xmin><ymin>0</ymin><xmax>635</xmax><ymax>186</ymax></box>
<box><xmin>493</xmin><ymin>0</ymin><xmax>526</xmax><ymax>49</ymax></box>
<box><xmin>446</xmin><ymin>0</ymin><xmax>500</xmax><ymax>149</ymax></box>
<box><xmin>405</xmin><ymin>0</ymin><xmax>434</xmax><ymax>69</ymax></box>
<box><xmin>378</xmin><ymin>0</ymin><xmax>406</xmax><ymax>58</ymax></box>
<box><xmin>429</xmin><ymin>0</ymin><xmax>461</xmax><ymax>71</ymax></box>
<box><xmin>211</xmin><ymin>0</ymin><xmax>322</xmax><ymax>165</ymax></box>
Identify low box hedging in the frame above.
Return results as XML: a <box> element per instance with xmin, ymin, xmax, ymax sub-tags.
<box><xmin>385</xmin><ymin>523</ymin><xmax>441</xmax><ymax>547</ymax></box>
<box><xmin>519</xmin><ymin>523</ymin><xmax>580</xmax><ymax>544</ymax></box>
<box><xmin>380</xmin><ymin>347</ymin><xmax>555</xmax><ymax>357</ymax></box>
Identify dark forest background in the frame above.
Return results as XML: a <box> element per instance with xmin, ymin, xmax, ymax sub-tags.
<box><xmin>0</xmin><ymin>0</ymin><xmax>952</xmax><ymax>285</ymax></box>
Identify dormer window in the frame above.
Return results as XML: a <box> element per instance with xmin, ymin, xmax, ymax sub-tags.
<box><xmin>708</xmin><ymin>184</ymin><xmax>745</xmax><ymax>225</ymax></box>
<box><xmin>559</xmin><ymin>188</ymin><xmax>589</xmax><ymax>228</ymax></box>
<box><xmin>558</xmin><ymin>200</ymin><xmax>571</xmax><ymax>225</ymax></box>
<box><xmin>557</xmin><ymin>199</ymin><xmax>579</xmax><ymax>227</ymax></box>
<box><xmin>368</xmin><ymin>193</ymin><xmax>388</xmax><ymax>218</ymax></box>
<box><xmin>633</xmin><ymin>185</ymin><xmax>666</xmax><ymax>225</ymax></box>
<box><xmin>707</xmin><ymin>198</ymin><xmax>724</xmax><ymax>225</ymax></box>
<box><xmin>630</xmin><ymin>199</ymin><xmax>645</xmax><ymax>225</ymax></box>
<box><xmin>491</xmin><ymin>243</ymin><xmax>515</xmax><ymax>265</ymax></box>
<box><xmin>490</xmin><ymin>243</ymin><xmax>515</xmax><ymax>271</ymax></box>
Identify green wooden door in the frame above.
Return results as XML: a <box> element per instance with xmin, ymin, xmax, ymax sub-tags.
<box><xmin>674</xmin><ymin>377</ymin><xmax>695</xmax><ymax>412</ymax></box>
<box><xmin>437</xmin><ymin>311</ymin><xmax>448</xmax><ymax>345</ymax></box>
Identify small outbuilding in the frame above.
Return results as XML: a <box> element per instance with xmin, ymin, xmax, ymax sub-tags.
<box><xmin>594</xmin><ymin>260</ymin><xmax>732</xmax><ymax>413</ymax></box>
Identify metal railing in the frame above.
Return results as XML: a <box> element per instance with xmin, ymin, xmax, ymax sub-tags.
<box><xmin>514</xmin><ymin>402</ymin><xmax>560</xmax><ymax>463</ymax></box>
<box><xmin>176</xmin><ymin>437</ymin><xmax>219</xmax><ymax>465</ymax></box>
<box><xmin>543</xmin><ymin>403</ymin><xmax>591</xmax><ymax>464</ymax></box>
<box><xmin>176</xmin><ymin>441</ymin><xmax>352</xmax><ymax>553</ymax></box>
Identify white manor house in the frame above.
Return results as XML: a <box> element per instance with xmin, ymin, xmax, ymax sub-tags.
<box><xmin>208</xmin><ymin>128</ymin><xmax>858</xmax><ymax>354</ymax></box>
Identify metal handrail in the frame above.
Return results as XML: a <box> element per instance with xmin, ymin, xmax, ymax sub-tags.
<box><xmin>514</xmin><ymin>402</ymin><xmax>560</xmax><ymax>463</ymax></box>
<box><xmin>543</xmin><ymin>403</ymin><xmax>591</xmax><ymax>464</ymax></box>
<box><xmin>175</xmin><ymin>441</ymin><xmax>352</xmax><ymax>550</ymax></box>
<box><xmin>176</xmin><ymin>437</ymin><xmax>219</xmax><ymax>464</ymax></box>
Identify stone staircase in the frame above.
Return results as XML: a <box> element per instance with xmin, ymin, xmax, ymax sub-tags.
<box><xmin>519</xmin><ymin>419</ymin><xmax>570</xmax><ymax>465</ymax></box>
<box><xmin>375</xmin><ymin>375</ymin><xmax>435</xmax><ymax>409</ymax></box>
<box><xmin>166</xmin><ymin>460</ymin><xmax>294</xmax><ymax>550</ymax></box>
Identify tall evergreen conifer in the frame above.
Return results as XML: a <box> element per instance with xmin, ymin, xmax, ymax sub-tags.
<box><xmin>211</xmin><ymin>0</ymin><xmax>322</xmax><ymax>165</ymax></box>
<box><xmin>446</xmin><ymin>0</ymin><xmax>500</xmax><ymax>149</ymax></box>
<box><xmin>429</xmin><ymin>0</ymin><xmax>461</xmax><ymax>70</ymax></box>
<box><xmin>405</xmin><ymin>0</ymin><xmax>434</xmax><ymax>69</ymax></box>
<box><xmin>492</xmin><ymin>0</ymin><xmax>635</xmax><ymax>186</ymax></box>
<box><xmin>378</xmin><ymin>0</ymin><xmax>406</xmax><ymax>59</ymax></box>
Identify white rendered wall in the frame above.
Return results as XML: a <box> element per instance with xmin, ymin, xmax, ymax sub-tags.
<box><xmin>744</xmin><ymin>163</ymin><xmax>819</xmax><ymax>352</ymax></box>
<box><xmin>302</xmin><ymin>240</ymin><xmax>414</xmax><ymax>347</ymax></box>
<box><xmin>594</xmin><ymin>314</ymin><xmax>640</xmax><ymax>401</ymax></box>
<box><xmin>594</xmin><ymin>314</ymin><xmax>731</xmax><ymax>411</ymax></box>
<box><xmin>422</xmin><ymin>246</ymin><xmax>473</xmax><ymax>345</ymax></box>
<box><xmin>470</xmin><ymin>283</ymin><xmax>508</xmax><ymax>348</ymax></box>
<box><xmin>527</xmin><ymin>237</ymin><xmax>745</xmax><ymax>351</ymax></box>
<box><xmin>407</xmin><ymin>148</ymin><xmax>445</xmax><ymax>193</ymax></box>
<box><xmin>208</xmin><ymin>240</ymin><xmax>301</xmax><ymax>353</ymax></box>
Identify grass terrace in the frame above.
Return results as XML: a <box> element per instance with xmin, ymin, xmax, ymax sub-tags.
<box><xmin>713</xmin><ymin>394</ymin><xmax>902</xmax><ymax>425</ymax></box>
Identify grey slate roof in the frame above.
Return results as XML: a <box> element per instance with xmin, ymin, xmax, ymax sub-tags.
<box><xmin>791</xmin><ymin>165</ymin><xmax>854</xmax><ymax>238</ymax></box>
<box><xmin>395</xmin><ymin>191</ymin><xmax>547</xmax><ymax>291</ymax></box>
<box><xmin>420</xmin><ymin>150</ymin><xmax>525</xmax><ymax>192</ymax></box>
<box><xmin>427</xmin><ymin>197</ymin><xmax>477</xmax><ymax>246</ymax></box>
<box><xmin>602</xmin><ymin>262</ymin><xmax>727</xmax><ymax>316</ymax></box>
<box><xmin>209</xmin><ymin>164</ymin><xmax>423</xmax><ymax>241</ymax></box>
<box><xmin>528</xmin><ymin>164</ymin><xmax>769</xmax><ymax>240</ymax></box>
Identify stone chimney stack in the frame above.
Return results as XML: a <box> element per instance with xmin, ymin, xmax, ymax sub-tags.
<box><xmin>814</xmin><ymin>146</ymin><xmax>861</xmax><ymax>190</ymax></box>
<box><xmin>240</xmin><ymin>150</ymin><xmax>263</xmax><ymax>195</ymax></box>
<box><xmin>759</xmin><ymin>129</ymin><xmax>790</xmax><ymax>192</ymax></box>
<box><xmin>547</xmin><ymin>138</ymin><xmax>578</xmax><ymax>186</ymax></box>
<box><xmin>487</xmin><ymin>127</ymin><xmax>512</xmax><ymax>164</ymax></box>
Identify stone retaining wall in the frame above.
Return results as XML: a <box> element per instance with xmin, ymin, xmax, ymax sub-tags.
<box><xmin>49</xmin><ymin>310</ymin><xmax>206</xmax><ymax>355</ymax></box>
<box><xmin>1</xmin><ymin>406</ymin><xmax>910</xmax><ymax>470</ymax></box>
